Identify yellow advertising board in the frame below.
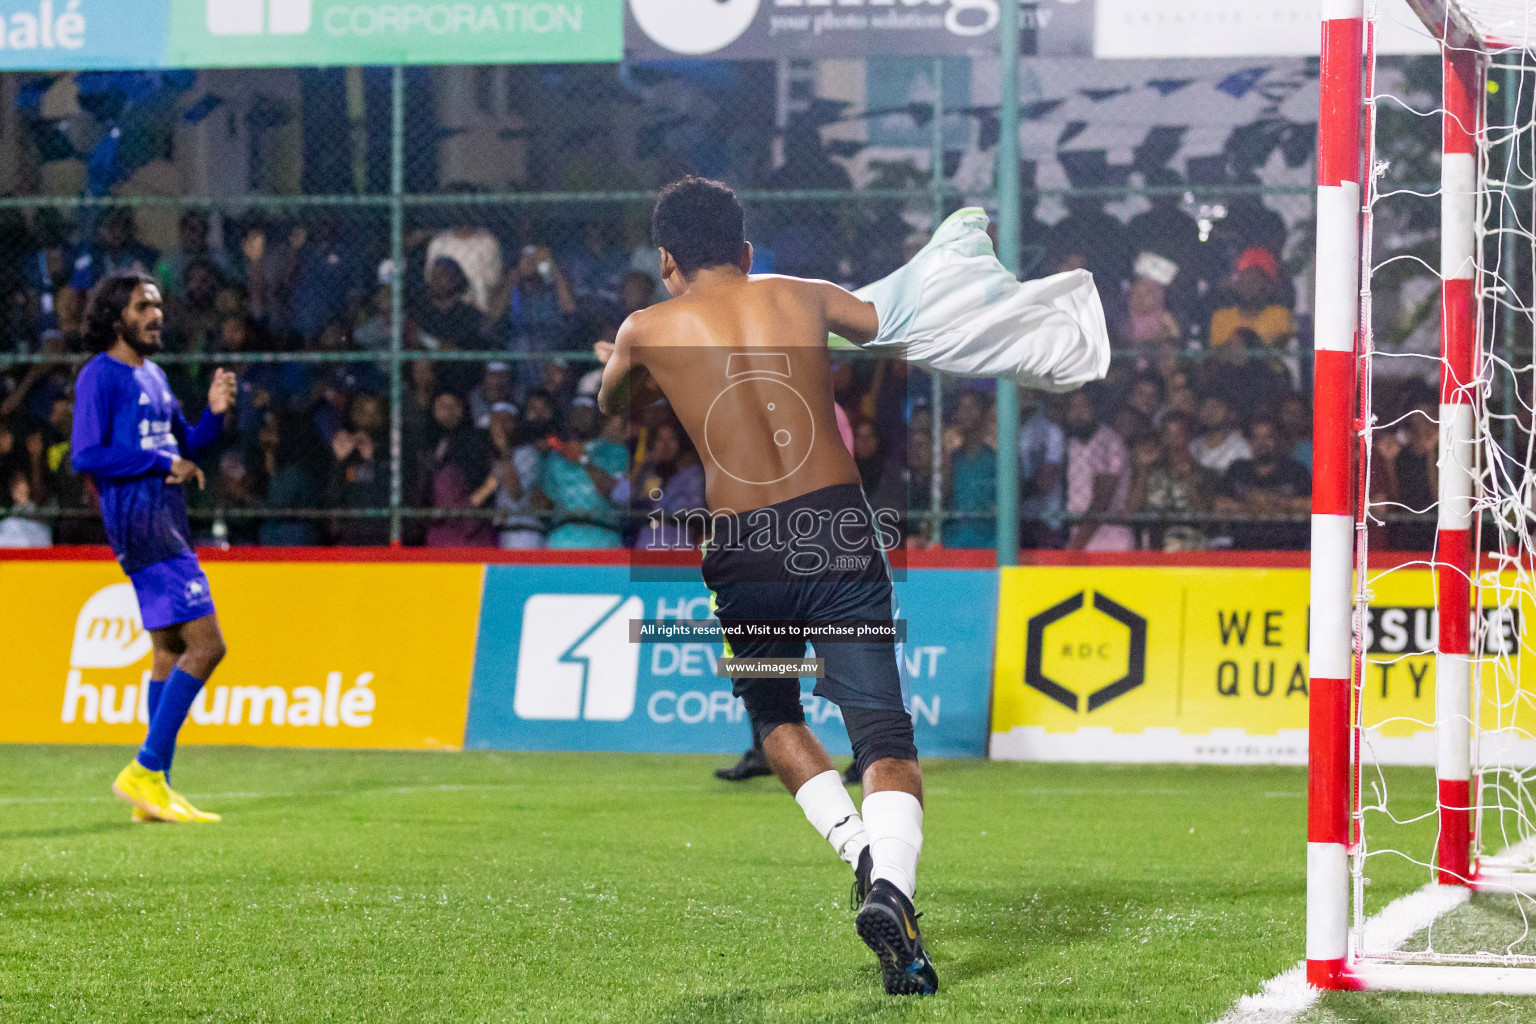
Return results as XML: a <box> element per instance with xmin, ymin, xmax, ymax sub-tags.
<box><xmin>990</xmin><ymin>566</ymin><xmax>1536</xmax><ymax>765</ymax></box>
<box><xmin>0</xmin><ymin>561</ymin><xmax>485</xmax><ymax>750</ymax></box>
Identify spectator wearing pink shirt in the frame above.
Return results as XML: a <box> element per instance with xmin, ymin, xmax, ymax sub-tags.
<box><xmin>835</xmin><ymin>401</ymin><xmax>855</xmax><ymax>454</ymax></box>
<box><xmin>1064</xmin><ymin>390</ymin><xmax>1134</xmax><ymax>551</ymax></box>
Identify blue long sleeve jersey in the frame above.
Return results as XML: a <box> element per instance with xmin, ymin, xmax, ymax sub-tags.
<box><xmin>71</xmin><ymin>353</ymin><xmax>223</xmax><ymax>574</ymax></box>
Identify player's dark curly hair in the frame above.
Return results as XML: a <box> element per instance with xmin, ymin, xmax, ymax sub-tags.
<box><xmin>82</xmin><ymin>270</ymin><xmax>158</xmax><ymax>353</ymax></box>
<box><xmin>652</xmin><ymin>176</ymin><xmax>745</xmax><ymax>277</ymax></box>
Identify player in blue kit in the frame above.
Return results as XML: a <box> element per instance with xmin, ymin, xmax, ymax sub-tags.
<box><xmin>71</xmin><ymin>271</ymin><xmax>236</xmax><ymax>824</ymax></box>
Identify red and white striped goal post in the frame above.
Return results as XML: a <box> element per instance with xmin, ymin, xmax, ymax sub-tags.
<box><xmin>1307</xmin><ymin>0</ymin><xmax>1536</xmax><ymax>995</ymax></box>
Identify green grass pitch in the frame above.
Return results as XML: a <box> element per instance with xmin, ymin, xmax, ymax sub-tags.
<box><xmin>2</xmin><ymin>745</ymin><xmax>1533</xmax><ymax>1023</ymax></box>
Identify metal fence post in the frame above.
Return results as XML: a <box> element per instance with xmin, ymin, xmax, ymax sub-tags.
<box><xmin>995</xmin><ymin>1</ymin><xmax>1022</xmax><ymax>566</ymax></box>
<box><xmin>930</xmin><ymin>56</ymin><xmax>946</xmax><ymax>545</ymax></box>
<box><xmin>388</xmin><ymin>65</ymin><xmax>406</xmax><ymax>546</ymax></box>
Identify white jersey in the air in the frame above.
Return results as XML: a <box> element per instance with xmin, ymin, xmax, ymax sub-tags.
<box><xmin>847</xmin><ymin>207</ymin><xmax>1110</xmax><ymax>393</ymax></box>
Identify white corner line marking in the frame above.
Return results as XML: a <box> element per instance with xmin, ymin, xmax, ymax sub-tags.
<box><xmin>1208</xmin><ymin>882</ymin><xmax>1474</xmax><ymax>1024</ymax></box>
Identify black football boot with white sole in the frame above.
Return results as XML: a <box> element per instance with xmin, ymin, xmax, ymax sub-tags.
<box><xmin>855</xmin><ymin>878</ymin><xmax>939</xmax><ymax>996</ymax></box>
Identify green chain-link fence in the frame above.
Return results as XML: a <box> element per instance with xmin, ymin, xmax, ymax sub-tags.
<box><xmin>0</xmin><ymin>56</ymin><xmax>1463</xmax><ymax>553</ymax></box>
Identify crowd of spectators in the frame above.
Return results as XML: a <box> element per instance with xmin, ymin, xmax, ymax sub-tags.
<box><xmin>0</xmin><ymin>200</ymin><xmax>670</xmax><ymax>550</ymax></box>
<box><xmin>0</xmin><ymin>188</ymin><xmax>1442</xmax><ymax>552</ymax></box>
<box><xmin>907</xmin><ymin>192</ymin><xmax>1438</xmax><ymax>553</ymax></box>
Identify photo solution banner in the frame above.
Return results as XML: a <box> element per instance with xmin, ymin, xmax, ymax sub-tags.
<box><xmin>0</xmin><ymin>560</ymin><xmax>485</xmax><ymax>750</ymax></box>
<box><xmin>464</xmin><ymin>564</ymin><xmax>997</xmax><ymax>758</ymax></box>
<box><xmin>989</xmin><ymin>566</ymin><xmax>1536</xmax><ymax>766</ymax></box>
<box><xmin>624</xmin><ymin>0</ymin><xmax>1093</xmax><ymax>61</ymax></box>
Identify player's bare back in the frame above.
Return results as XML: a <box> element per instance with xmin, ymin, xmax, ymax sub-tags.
<box><xmin>603</xmin><ymin>274</ymin><xmax>879</xmax><ymax>516</ymax></box>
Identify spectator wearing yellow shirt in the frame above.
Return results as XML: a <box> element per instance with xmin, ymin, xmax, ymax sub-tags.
<box><xmin>1209</xmin><ymin>247</ymin><xmax>1294</xmax><ymax>348</ymax></box>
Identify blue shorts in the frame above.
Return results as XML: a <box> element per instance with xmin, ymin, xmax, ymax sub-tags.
<box><xmin>129</xmin><ymin>553</ymin><xmax>216</xmax><ymax>631</ymax></box>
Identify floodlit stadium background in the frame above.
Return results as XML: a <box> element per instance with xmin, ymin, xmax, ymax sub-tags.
<box><xmin>0</xmin><ymin>2</ymin><xmax>1490</xmax><ymax>769</ymax></box>
<box><xmin>0</xmin><ymin>1</ymin><xmax>1507</xmax><ymax>757</ymax></box>
<box><xmin>7</xmin><ymin>3</ymin><xmax>1536</xmax><ymax>1022</ymax></box>
<box><xmin>0</xmin><ymin>0</ymin><xmax>1454</xmax><ymax>556</ymax></box>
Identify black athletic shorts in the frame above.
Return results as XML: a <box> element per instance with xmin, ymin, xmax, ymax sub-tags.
<box><xmin>702</xmin><ymin>483</ymin><xmax>907</xmax><ymax>713</ymax></box>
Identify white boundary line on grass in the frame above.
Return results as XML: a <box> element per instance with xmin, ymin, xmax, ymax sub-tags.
<box><xmin>1209</xmin><ymin>882</ymin><xmax>1473</xmax><ymax>1024</ymax></box>
<box><xmin>0</xmin><ymin>783</ymin><xmax>528</xmax><ymax>806</ymax></box>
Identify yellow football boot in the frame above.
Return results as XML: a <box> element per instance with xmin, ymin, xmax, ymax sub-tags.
<box><xmin>130</xmin><ymin>806</ymin><xmax>159</xmax><ymax>823</ymax></box>
<box><xmin>112</xmin><ymin>761</ymin><xmax>198</xmax><ymax>822</ymax></box>
<box><xmin>168</xmin><ymin>788</ymin><xmax>221</xmax><ymax>823</ymax></box>
<box><xmin>113</xmin><ymin>760</ymin><xmax>185</xmax><ymax>821</ymax></box>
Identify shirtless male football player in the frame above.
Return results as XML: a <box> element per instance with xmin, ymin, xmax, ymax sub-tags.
<box><xmin>597</xmin><ymin>176</ymin><xmax>937</xmax><ymax>996</ymax></box>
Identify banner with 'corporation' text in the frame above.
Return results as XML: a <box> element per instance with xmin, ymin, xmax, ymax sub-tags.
<box><xmin>171</xmin><ymin>0</ymin><xmax>622</xmax><ymax>68</ymax></box>
<box><xmin>990</xmin><ymin>566</ymin><xmax>1536</xmax><ymax>766</ymax></box>
<box><xmin>0</xmin><ymin>0</ymin><xmax>621</xmax><ymax>71</ymax></box>
<box><xmin>0</xmin><ymin>560</ymin><xmax>484</xmax><ymax>750</ymax></box>
<box><xmin>464</xmin><ymin>565</ymin><xmax>997</xmax><ymax>758</ymax></box>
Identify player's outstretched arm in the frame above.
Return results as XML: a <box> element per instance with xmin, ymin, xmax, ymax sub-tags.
<box><xmin>596</xmin><ymin>319</ymin><xmax>664</xmax><ymax>417</ymax></box>
<box><xmin>182</xmin><ymin>368</ymin><xmax>237</xmax><ymax>457</ymax></box>
<box><xmin>811</xmin><ymin>279</ymin><xmax>880</xmax><ymax>348</ymax></box>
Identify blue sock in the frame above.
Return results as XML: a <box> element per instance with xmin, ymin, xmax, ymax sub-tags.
<box><xmin>146</xmin><ymin>678</ymin><xmax>166</xmax><ymax>720</ymax></box>
<box><xmin>137</xmin><ymin>667</ymin><xmax>205</xmax><ymax>774</ymax></box>
<box><xmin>145</xmin><ymin>678</ymin><xmax>169</xmax><ymax>778</ymax></box>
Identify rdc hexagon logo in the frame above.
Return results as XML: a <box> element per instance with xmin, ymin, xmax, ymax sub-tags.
<box><xmin>1024</xmin><ymin>591</ymin><xmax>1147</xmax><ymax>712</ymax></box>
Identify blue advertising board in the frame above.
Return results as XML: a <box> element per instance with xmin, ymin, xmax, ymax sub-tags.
<box><xmin>0</xmin><ymin>1</ymin><xmax>619</xmax><ymax>71</ymax></box>
<box><xmin>0</xmin><ymin>1</ymin><xmax>168</xmax><ymax>70</ymax></box>
<box><xmin>465</xmin><ymin>566</ymin><xmax>996</xmax><ymax>758</ymax></box>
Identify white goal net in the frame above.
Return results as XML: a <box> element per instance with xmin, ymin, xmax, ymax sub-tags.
<box><xmin>1337</xmin><ymin>0</ymin><xmax>1536</xmax><ymax>989</ymax></box>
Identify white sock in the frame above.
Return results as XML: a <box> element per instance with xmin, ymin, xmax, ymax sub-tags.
<box><xmin>794</xmin><ymin>770</ymin><xmax>869</xmax><ymax>869</ymax></box>
<box><xmin>862</xmin><ymin>790</ymin><xmax>923</xmax><ymax>900</ymax></box>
